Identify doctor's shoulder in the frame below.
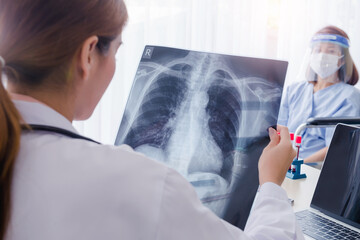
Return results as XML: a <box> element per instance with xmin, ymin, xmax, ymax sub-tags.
<box><xmin>20</xmin><ymin>132</ymin><xmax>173</xmax><ymax>196</ymax></box>
<box><xmin>67</xmin><ymin>139</ymin><xmax>172</xmax><ymax>181</ymax></box>
<box><xmin>14</xmin><ymin>135</ymin><xmax>191</xmax><ymax>238</ymax></box>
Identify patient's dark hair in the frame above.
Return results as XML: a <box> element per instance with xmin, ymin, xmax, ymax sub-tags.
<box><xmin>0</xmin><ymin>0</ymin><xmax>128</xmax><ymax>238</ymax></box>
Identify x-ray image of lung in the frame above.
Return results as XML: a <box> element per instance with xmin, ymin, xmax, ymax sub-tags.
<box><xmin>115</xmin><ymin>46</ymin><xmax>288</xmax><ymax>229</ymax></box>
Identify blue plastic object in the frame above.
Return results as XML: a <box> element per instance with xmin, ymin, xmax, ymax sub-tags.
<box><xmin>286</xmin><ymin>158</ymin><xmax>307</xmax><ymax>180</ymax></box>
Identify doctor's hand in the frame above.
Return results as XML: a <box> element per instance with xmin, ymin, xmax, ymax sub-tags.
<box><xmin>258</xmin><ymin>125</ymin><xmax>296</xmax><ymax>186</ymax></box>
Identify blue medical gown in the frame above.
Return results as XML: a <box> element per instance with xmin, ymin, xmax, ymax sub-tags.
<box><xmin>278</xmin><ymin>81</ymin><xmax>360</xmax><ymax>159</ymax></box>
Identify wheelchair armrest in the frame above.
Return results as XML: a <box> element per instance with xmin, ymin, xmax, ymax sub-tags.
<box><xmin>294</xmin><ymin>117</ymin><xmax>360</xmax><ymax>137</ymax></box>
<box><xmin>306</xmin><ymin>117</ymin><xmax>360</xmax><ymax>126</ymax></box>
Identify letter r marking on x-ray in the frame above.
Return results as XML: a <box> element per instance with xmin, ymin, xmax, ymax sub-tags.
<box><xmin>143</xmin><ymin>46</ymin><xmax>154</xmax><ymax>59</ymax></box>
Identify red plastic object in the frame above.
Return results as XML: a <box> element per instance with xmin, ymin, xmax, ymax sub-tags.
<box><xmin>290</xmin><ymin>133</ymin><xmax>294</xmax><ymax>141</ymax></box>
<box><xmin>295</xmin><ymin>136</ymin><xmax>301</xmax><ymax>147</ymax></box>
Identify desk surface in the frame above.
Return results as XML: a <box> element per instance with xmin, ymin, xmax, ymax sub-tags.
<box><xmin>282</xmin><ymin>164</ymin><xmax>321</xmax><ymax>212</ymax></box>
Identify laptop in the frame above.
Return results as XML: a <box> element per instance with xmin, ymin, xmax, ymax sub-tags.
<box><xmin>115</xmin><ymin>45</ymin><xmax>288</xmax><ymax>229</ymax></box>
<box><xmin>296</xmin><ymin>124</ymin><xmax>360</xmax><ymax>239</ymax></box>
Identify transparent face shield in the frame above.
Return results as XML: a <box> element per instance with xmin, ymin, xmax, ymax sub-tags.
<box><xmin>297</xmin><ymin>34</ymin><xmax>353</xmax><ymax>83</ymax></box>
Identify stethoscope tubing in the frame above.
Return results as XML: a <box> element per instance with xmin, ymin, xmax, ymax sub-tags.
<box><xmin>21</xmin><ymin>124</ymin><xmax>101</xmax><ymax>144</ymax></box>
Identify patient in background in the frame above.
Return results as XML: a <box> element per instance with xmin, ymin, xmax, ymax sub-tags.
<box><xmin>278</xmin><ymin>25</ymin><xmax>360</xmax><ymax>164</ymax></box>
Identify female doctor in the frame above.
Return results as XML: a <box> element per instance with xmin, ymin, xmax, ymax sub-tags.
<box><xmin>0</xmin><ymin>0</ymin><xmax>301</xmax><ymax>239</ymax></box>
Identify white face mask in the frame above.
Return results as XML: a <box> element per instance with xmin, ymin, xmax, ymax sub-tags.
<box><xmin>309</xmin><ymin>53</ymin><xmax>343</xmax><ymax>80</ymax></box>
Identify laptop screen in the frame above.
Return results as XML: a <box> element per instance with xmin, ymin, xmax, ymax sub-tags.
<box><xmin>115</xmin><ymin>45</ymin><xmax>288</xmax><ymax>229</ymax></box>
<box><xmin>311</xmin><ymin>124</ymin><xmax>360</xmax><ymax>229</ymax></box>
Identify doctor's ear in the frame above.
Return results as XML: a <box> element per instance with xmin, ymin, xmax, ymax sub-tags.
<box><xmin>77</xmin><ymin>36</ymin><xmax>99</xmax><ymax>81</ymax></box>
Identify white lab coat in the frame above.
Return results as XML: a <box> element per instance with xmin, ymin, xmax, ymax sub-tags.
<box><xmin>5</xmin><ymin>100</ymin><xmax>304</xmax><ymax>240</ymax></box>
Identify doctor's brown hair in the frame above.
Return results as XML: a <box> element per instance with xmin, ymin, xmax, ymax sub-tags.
<box><xmin>0</xmin><ymin>0</ymin><xmax>128</xmax><ymax>238</ymax></box>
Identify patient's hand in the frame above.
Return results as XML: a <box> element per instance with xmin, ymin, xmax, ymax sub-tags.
<box><xmin>258</xmin><ymin>125</ymin><xmax>296</xmax><ymax>186</ymax></box>
<box><xmin>304</xmin><ymin>147</ymin><xmax>328</xmax><ymax>163</ymax></box>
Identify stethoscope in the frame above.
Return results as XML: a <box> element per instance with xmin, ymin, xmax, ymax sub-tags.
<box><xmin>22</xmin><ymin>124</ymin><xmax>101</xmax><ymax>144</ymax></box>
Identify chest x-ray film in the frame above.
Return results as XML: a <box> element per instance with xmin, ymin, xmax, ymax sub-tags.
<box><xmin>115</xmin><ymin>45</ymin><xmax>288</xmax><ymax>229</ymax></box>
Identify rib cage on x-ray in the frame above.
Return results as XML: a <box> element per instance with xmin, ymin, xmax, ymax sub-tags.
<box><xmin>115</xmin><ymin>46</ymin><xmax>287</xmax><ymax>229</ymax></box>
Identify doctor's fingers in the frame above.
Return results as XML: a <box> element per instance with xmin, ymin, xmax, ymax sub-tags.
<box><xmin>276</xmin><ymin>125</ymin><xmax>295</xmax><ymax>158</ymax></box>
<box><xmin>277</xmin><ymin>125</ymin><xmax>291</xmax><ymax>142</ymax></box>
<box><xmin>266</xmin><ymin>127</ymin><xmax>280</xmax><ymax>148</ymax></box>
